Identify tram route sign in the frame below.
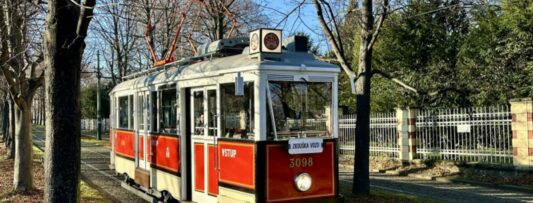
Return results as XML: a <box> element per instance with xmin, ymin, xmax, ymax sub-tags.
<box><xmin>288</xmin><ymin>137</ymin><xmax>324</xmax><ymax>154</ymax></box>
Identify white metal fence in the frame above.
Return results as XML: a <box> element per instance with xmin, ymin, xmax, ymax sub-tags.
<box><xmin>81</xmin><ymin>118</ymin><xmax>110</xmax><ymax>132</ymax></box>
<box><xmin>338</xmin><ymin>105</ymin><xmax>513</xmax><ymax>165</ymax></box>
<box><xmin>416</xmin><ymin>106</ymin><xmax>513</xmax><ymax>164</ymax></box>
<box><xmin>339</xmin><ymin>112</ymin><xmax>399</xmax><ymax>158</ymax></box>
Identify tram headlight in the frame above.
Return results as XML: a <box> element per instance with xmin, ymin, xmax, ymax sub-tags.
<box><xmin>294</xmin><ymin>173</ymin><xmax>312</xmax><ymax>192</ymax></box>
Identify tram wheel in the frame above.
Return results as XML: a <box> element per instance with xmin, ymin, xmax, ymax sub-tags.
<box><xmin>161</xmin><ymin>191</ymin><xmax>176</xmax><ymax>203</ymax></box>
<box><xmin>123</xmin><ymin>173</ymin><xmax>132</xmax><ymax>185</ymax></box>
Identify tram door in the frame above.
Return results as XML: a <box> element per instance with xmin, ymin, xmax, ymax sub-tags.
<box><xmin>136</xmin><ymin>92</ymin><xmax>150</xmax><ymax>170</ymax></box>
<box><xmin>190</xmin><ymin>87</ymin><xmax>218</xmax><ymax>203</ymax></box>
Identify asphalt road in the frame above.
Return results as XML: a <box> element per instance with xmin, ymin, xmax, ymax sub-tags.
<box><xmin>32</xmin><ymin>126</ymin><xmax>147</xmax><ymax>203</ymax></box>
<box><xmin>340</xmin><ymin>172</ymin><xmax>533</xmax><ymax>203</ymax></box>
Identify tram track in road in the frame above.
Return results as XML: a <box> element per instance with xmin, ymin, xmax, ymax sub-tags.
<box><xmin>340</xmin><ymin>172</ymin><xmax>533</xmax><ymax>203</ymax></box>
<box><xmin>32</xmin><ymin>126</ymin><xmax>147</xmax><ymax>203</ymax></box>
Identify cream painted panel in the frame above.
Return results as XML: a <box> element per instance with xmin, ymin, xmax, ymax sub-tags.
<box><xmin>155</xmin><ymin>169</ymin><xmax>181</xmax><ymax>200</ymax></box>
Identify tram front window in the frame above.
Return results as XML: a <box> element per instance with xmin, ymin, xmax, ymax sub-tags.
<box><xmin>220</xmin><ymin>82</ymin><xmax>254</xmax><ymax>139</ymax></box>
<box><xmin>267</xmin><ymin>81</ymin><xmax>332</xmax><ymax>140</ymax></box>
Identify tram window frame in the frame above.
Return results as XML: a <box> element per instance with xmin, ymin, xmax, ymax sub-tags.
<box><xmin>158</xmin><ymin>87</ymin><xmax>178</xmax><ymax>135</ymax></box>
<box><xmin>138</xmin><ymin>94</ymin><xmax>145</xmax><ymax>130</ymax></box>
<box><xmin>129</xmin><ymin>95</ymin><xmax>134</xmax><ymax>129</ymax></box>
<box><xmin>220</xmin><ymin>82</ymin><xmax>254</xmax><ymax>140</ymax></box>
<box><xmin>151</xmin><ymin>92</ymin><xmax>157</xmax><ymax>132</ymax></box>
<box><xmin>118</xmin><ymin>96</ymin><xmax>129</xmax><ymax>129</ymax></box>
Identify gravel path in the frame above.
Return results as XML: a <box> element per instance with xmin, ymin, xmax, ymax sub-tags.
<box><xmin>340</xmin><ymin>171</ymin><xmax>533</xmax><ymax>203</ymax></box>
<box><xmin>32</xmin><ymin>127</ymin><xmax>147</xmax><ymax>203</ymax></box>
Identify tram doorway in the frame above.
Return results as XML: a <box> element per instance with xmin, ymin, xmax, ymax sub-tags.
<box><xmin>190</xmin><ymin>87</ymin><xmax>218</xmax><ymax>203</ymax></box>
<box><xmin>136</xmin><ymin>91</ymin><xmax>151</xmax><ymax>170</ymax></box>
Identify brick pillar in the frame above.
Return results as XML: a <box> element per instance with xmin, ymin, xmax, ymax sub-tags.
<box><xmin>510</xmin><ymin>98</ymin><xmax>533</xmax><ymax>170</ymax></box>
<box><xmin>397</xmin><ymin>107</ymin><xmax>417</xmax><ymax>162</ymax></box>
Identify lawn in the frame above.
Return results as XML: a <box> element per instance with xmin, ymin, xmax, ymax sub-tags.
<box><xmin>0</xmin><ymin>143</ymin><xmax>109</xmax><ymax>202</ymax></box>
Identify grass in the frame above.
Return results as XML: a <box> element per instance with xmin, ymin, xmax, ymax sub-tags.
<box><xmin>0</xmin><ymin>142</ymin><xmax>109</xmax><ymax>202</ymax></box>
<box><xmin>80</xmin><ymin>135</ymin><xmax>109</xmax><ymax>147</ymax></box>
<box><xmin>339</xmin><ymin>182</ymin><xmax>439</xmax><ymax>203</ymax></box>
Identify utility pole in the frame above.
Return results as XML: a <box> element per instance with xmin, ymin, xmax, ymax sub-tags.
<box><xmin>97</xmin><ymin>51</ymin><xmax>102</xmax><ymax>140</ymax></box>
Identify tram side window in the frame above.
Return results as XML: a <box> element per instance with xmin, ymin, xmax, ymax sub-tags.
<box><xmin>118</xmin><ymin>96</ymin><xmax>129</xmax><ymax>129</ymax></box>
<box><xmin>159</xmin><ymin>88</ymin><xmax>177</xmax><ymax>134</ymax></box>
<box><xmin>221</xmin><ymin>82</ymin><xmax>254</xmax><ymax>139</ymax></box>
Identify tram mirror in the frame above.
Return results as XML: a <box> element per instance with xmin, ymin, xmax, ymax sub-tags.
<box><xmin>235</xmin><ymin>72</ymin><xmax>244</xmax><ymax>96</ymax></box>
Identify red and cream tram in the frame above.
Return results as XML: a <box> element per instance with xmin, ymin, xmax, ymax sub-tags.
<box><xmin>109</xmin><ymin>29</ymin><xmax>341</xmax><ymax>202</ymax></box>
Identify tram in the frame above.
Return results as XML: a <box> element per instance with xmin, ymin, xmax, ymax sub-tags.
<box><xmin>109</xmin><ymin>29</ymin><xmax>341</xmax><ymax>203</ymax></box>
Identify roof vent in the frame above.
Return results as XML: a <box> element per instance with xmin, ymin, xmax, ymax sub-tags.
<box><xmin>197</xmin><ymin>38</ymin><xmax>249</xmax><ymax>56</ymax></box>
<box><xmin>283</xmin><ymin>35</ymin><xmax>308</xmax><ymax>53</ymax></box>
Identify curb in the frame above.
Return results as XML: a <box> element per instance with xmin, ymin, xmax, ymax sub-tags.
<box><xmin>436</xmin><ymin>177</ymin><xmax>533</xmax><ymax>194</ymax></box>
<box><xmin>407</xmin><ymin>173</ymin><xmax>435</xmax><ymax>180</ymax></box>
<box><xmin>367</xmin><ymin>165</ymin><xmax>533</xmax><ymax>194</ymax></box>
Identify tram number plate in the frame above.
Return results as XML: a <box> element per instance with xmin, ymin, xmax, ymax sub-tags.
<box><xmin>289</xmin><ymin>157</ymin><xmax>313</xmax><ymax>168</ymax></box>
<box><xmin>288</xmin><ymin>137</ymin><xmax>323</xmax><ymax>154</ymax></box>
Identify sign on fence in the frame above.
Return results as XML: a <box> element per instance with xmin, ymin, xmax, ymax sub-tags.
<box><xmin>456</xmin><ymin>124</ymin><xmax>471</xmax><ymax>133</ymax></box>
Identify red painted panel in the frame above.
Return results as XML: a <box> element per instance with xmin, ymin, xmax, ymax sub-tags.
<box><xmin>151</xmin><ymin>135</ymin><xmax>180</xmax><ymax>172</ymax></box>
<box><xmin>138</xmin><ymin>136</ymin><xmax>144</xmax><ymax>161</ymax></box>
<box><xmin>266</xmin><ymin>142</ymin><xmax>335</xmax><ymax>202</ymax></box>
<box><xmin>208</xmin><ymin>145</ymin><xmax>219</xmax><ymax>196</ymax></box>
<box><xmin>195</xmin><ymin>143</ymin><xmax>205</xmax><ymax>192</ymax></box>
<box><xmin>115</xmin><ymin>130</ymin><xmax>135</xmax><ymax>159</ymax></box>
<box><xmin>218</xmin><ymin>141</ymin><xmax>255</xmax><ymax>189</ymax></box>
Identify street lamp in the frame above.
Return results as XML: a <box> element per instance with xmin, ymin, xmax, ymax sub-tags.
<box><xmin>96</xmin><ymin>51</ymin><xmax>102</xmax><ymax>140</ymax></box>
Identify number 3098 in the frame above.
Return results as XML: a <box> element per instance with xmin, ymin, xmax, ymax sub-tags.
<box><xmin>289</xmin><ymin>157</ymin><xmax>313</xmax><ymax>168</ymax></box>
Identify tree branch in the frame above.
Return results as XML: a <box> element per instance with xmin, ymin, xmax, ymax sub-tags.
<box><xmin>319</xmin><ymin>0</ymin><xmax>345</xmax><ymax>57</ymax></box>
<box><xmin>367</xmin><ymin>0</ymin><xmax>388</xmax><ymax>51</ymax></box>
<box><xmin>311</xmin><ymin>0</ymin><xmax>356</xmax><ymax>81</ymax></box>
<box><xmin>373</xmin><ymin>68</ymin><xmax>464</xmax><ymax>98</ymax></box>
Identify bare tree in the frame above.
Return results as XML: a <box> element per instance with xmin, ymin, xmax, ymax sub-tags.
<box><xmin>0</xmin><ymin>0</ymin><xmax>45</xmax><ymax>192</ymax></box>
<box><xmin>43</xmin><ymin>0</ymin><xmax>95</xmax><ymax>201</ymax></box>
<box><xmin>91</xmin><ymin>0</ymin><xmax>143</xmax><ymax>85</ymax></box>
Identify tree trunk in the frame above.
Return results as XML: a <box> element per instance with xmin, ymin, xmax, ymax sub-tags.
<box><xmin>352</xmin><ymin>0</ymin><xmax>374</xmax><ymax>196</ymax></box>
<box><xmin>40</xmin><ymin>96</ymin><xmax>44</xmax><ymax>125</ymax></box>
<box><xmin>2</xmin><ymin>101</ymin><xmax>7</xmax><ymax>142</ymax></box>
<box><xmin>43</xmin><ymin>0</ymin><xmax>94</xmax><ymax>201</ymax></box>
<box><xmin>7</xmin><ymin>98</ymin><xmax>15</xmax><ymax>159</ymax></box>
<box><xmin>13</xmin><ymin>103</ymin><xmax>33</xmax><ymax>191</ymax></box>
<box><xmin>44</xmin><ymin>44</ymin><xmax>82</xmax><ymax>201</ymax></box>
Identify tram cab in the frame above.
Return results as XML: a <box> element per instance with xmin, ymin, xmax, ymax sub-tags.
<box><xmin>109</xmin><ymin>29</ymin><xmax>341</xmax><ymax>203</ymax></box>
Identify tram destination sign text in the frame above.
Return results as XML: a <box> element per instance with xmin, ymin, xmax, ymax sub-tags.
<box><xmin>288</xmin><ymin>138</ymin><xmax>323</xmax><ymax>154</ymax></box>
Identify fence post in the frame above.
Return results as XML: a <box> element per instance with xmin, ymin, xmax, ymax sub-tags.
<box><xmin>397</xmin><ymin>107</ymin><xmax>417</xmax><ymax>163</ymax></box>
<box><xmin>510</xmin><ymin>98</ymin><xmax>533</xmax><ymax>170</ymax></box>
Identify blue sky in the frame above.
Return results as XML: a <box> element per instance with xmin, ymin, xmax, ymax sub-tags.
<box><xmin>256</xmin><ymin>0</ymin><xmax>347</xmax><ymax>54</ymax></box>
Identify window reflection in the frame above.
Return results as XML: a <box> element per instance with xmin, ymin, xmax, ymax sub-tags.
<box><xmin>267</xmin><ymin>81</ymin><xmax>332</xmax><ymax>139</ymax></box>
<box><xmin>193</xmin><ymin>91</ymin><xmax>204</xmax><ymax>135</ymax></box>
<box><xmin>160</xmin><ymin>88</ymin><xmax>177</xmax><ymax>134</ymax></box>
<box><xmin>118</xmin><ymin>96</ymin><xmax>129</xmax><ymax>129</ymax></box>
<box><xmin>207</xmin><ymin>90</ymin><xmax>217</xmax><ymax>136</ymax></box>
<box><xmin>221</xmin><ymin>83</ymin><xmax>254</xmax><ymax>139</ymax></box>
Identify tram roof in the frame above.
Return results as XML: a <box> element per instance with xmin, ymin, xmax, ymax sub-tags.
<box><xmin>111</xmin><ymin>51</ymin><xmax>339</xmax><ymax>93</ymax></box>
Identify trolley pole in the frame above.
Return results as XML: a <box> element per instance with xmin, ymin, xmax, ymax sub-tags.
<box><xmin>96</xmin><ymin>51</ymin><xmax>102</xmax><ymax>140</ymax></box>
